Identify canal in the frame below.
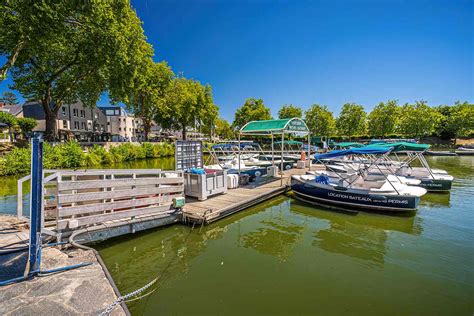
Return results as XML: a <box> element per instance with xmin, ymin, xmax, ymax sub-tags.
<box><xmin>92</xmin><ymin>156</ymin><xmax>473</xmax><ymax>315</ymax></box>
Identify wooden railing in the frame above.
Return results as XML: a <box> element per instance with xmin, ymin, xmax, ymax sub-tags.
<box><xmin>18</xmin><ymin>169</ymin><xmax>184</xmax><ymax>232</ymax></box>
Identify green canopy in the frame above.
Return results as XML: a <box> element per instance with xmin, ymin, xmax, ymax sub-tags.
<box><xmin>367</xmin><ymin>142</ymin><xmax>430</xmax><ymax>152</ymax></box>
<box><xmin>240</xmin><ymin>118</ymin><xmax>309</xmax><ymax>134</ymax></box>
<box><xmin>334</xmin><ymin>142</ymin><xmax>364</xmax><ymax>148</ymax></box>
<box><xmin>274</xmin><ymin>140</ymin><xmax>303</xmax><ymax>145</ymax></box>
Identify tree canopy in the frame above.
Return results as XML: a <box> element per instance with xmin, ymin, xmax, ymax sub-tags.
<box><xmin>305</xmin><ymin>104</ymin><xmax>335</xmax><ymax>136</ymax></box>
<box><xmin>125</xmin><ymin>60</ymin><xmax>174</xmax><ymax>141</ymax></box>
<box><xmin>0</xmin><ymin>91</ymin><xmax>18</xmax><ymax>104</ymax></box>
<box><xmin>233</xmin><ymin>98</ymin><xmax>271</xmax><ymax>129</ymax></box>
<box><xmin>156</xmin><ymin>77</ymin><xmax>218</xmax><ymax>140</ymax></box>
<box><xmin>336</xmin><ymin>103</ymin><xmax>367</xmax><ymax>139</ymax></box>
<box><xmin>215</xmin><ymin>118</ymin><xmax>235</xmax><ymax>140</ymax></box>
<box><xmin>2</xmin><ymin>1</ymin><xmax>152</xmax><ymax>141</ymax></box>
<box><xmin>16</xmin><ymin>117</ymin><xmax>36</xmax><ymax>138</ymax></box>
<box><xmin>398</xmin><ymin>101</ymin><xmax>440</xmax><ymax>138</ymax></box>
<box><xmin>278</xmin><ymin>104</ymin><xmax>302</xmax><ymax>119</ymax></box>
<box><xmin>367</xmin><ymin>100</ymin><xmax>400</xmax><ymax>137</ymax></box>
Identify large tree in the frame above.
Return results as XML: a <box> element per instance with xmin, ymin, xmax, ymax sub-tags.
<box><xmin>336</xmin><ymin>103</ymin><xmax>367</xmax><ymax>139</ymax></box>
<box><xmin>0</xmin><ymin>91</ymin><xmax>18</xmax><ymax>105</ymax></box>
<box><xmin>367</xmin><ymin>100</ymin><xmax>400</xmax><ymax>138</ymax></box>
<box><xmin>398</xmin><ymin>101</ymin><xmax>439</xmax><ymax>138</ymax></box>
<box><xmin>16</xmin><ymin>117</ymin><xmax>36</xmax><ymax>139</ymax></box>
<box><xmin>2</xmin><ymin>1</ymin><xmax>152</xmax><ymax>141</ymax></box>
<box><xmin>435</xmin><ymin>101</ymin><xmax>474</xmax><ymax>142</ymax></box>
<box><xmin>304</xmin><ymin>104</ymin><xmax>335</xmax><ymax>136</ymax></box>
<box><xmin>156</xmin><ymin>77</ymin><xmax>218</xmax><ymax>140</ymax></box>
<box><xmin>278</xmin><ymin>104</ymin><xmax>302</xmax><ymax>119</ymax></box>
<box><xmin>232</xmin><ymin>98</ymin><xmax>271</xmax><ymax>129</ymax></box>
<box><xmin>125</xmin><ymin>60</ymin><xmax>174</xmax><ymax>141</ymax></box>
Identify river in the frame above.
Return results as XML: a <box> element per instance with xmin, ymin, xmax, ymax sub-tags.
<box><xmin>89</xmin><ymin>156</ymin><xmax>473</xmax><ymax>315</ymax></box>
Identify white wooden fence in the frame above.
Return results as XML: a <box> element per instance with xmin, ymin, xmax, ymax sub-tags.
<box><xmin>17</xmin><ymin>169</ymin><xmax>184</xmax><ymax>233</ymax></box>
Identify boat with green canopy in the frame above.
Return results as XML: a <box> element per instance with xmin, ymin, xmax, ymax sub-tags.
<box><xmin>333</xmin><ymin>142</ymin><xmax>365</xmax><ymax>149</ymax></box>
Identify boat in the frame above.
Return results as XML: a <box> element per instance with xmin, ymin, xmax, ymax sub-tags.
<box><xmin>346</xmin><ymin>142</ymin><xmax>454</xmax><ymax>191</ymax></box>
<box><xmin>455</xmin><ymin>146</ymin><xmax>474</xmax><ymax>156</ymax></box>
<box><xmin>425</xmin><ymin>151</ymin><xmax>457</xmax><ymax>156</ymax></box>
<box><xmin>292</xmin><ymin>147</ymin><xmax>427</xmax><ymax>212</ymax></box>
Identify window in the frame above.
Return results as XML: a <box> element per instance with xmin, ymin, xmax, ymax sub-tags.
<box><xmin>105</xmin><ymin>110</ymin><xmax>114</xmax><ymax>115</ymax></box>
<box><xmin>94</xmin><ymin>113</ymin><xmax>98</xmax><ymax>119</ymax></box>
<box><xmin>74</xmin><ymin>121</ymin><xmax>79</xmax><ymax>129</ymax></box>
<box><xmin>73</xmin><ymin>109</ymin><xmax>78</xmax><ymax>117</ymax></box>
<box><xmin>62</xmin><ymin>107</ymin><xmax>66</xmax><ymax>115</ymax></box>
<box><xmin>119</xmin><ymin>127</ymin><xmax>121</xmax><ymax>131</ymax></box>
<box><xmin>115</xmin><ymin>110</ymin><xmax>120</xmax><ymax>115</ymax></box>
<box><xmin>80</xmin><ymin>110</ymin><xmax>85</xmax><ymax>118</ymax></box>
<box><xmin>81</xmin><ymin>122</ymin><xmax>86</xmax><ymax>129</ymax></box>
<box><xmin>107</xmin><ymin>122</ymin><xmax>110</xmax><ymax>125</ymax></box>
<box><xmin>62</xmin><ymin>120</ymin><xmax>68</xmax><ymax>129</ymax></box>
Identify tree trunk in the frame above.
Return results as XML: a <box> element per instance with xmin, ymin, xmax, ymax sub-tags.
<box><xmin>143</xmin><ymin>119</ymin><xmax>151</xmax><ymax>142</ymax></box>
<box><xmin>182</xmin><ymin>125</ymin><xmax>187</xmax><ymax>140</ymax></box>
<box><xmin>42</xmin><ymin>97</ymin><xmax>59</xmax><ymax>142</ymax></box>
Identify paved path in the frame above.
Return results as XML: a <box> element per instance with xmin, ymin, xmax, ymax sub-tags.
<box><xmin>0</xmin><ymin>215</ymin><xmax>126</xmax><ymax>315</ymax></box>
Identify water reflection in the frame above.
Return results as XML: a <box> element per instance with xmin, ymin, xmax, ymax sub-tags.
<box><xmin>240</xmin><ymin>201</ymin><xmax>304</xmax><ymax>262</ymax></box>
<box><xmin>290</xmin><ymin>199</ymin><xmax>422</xmax><ymax>267</ymax></box>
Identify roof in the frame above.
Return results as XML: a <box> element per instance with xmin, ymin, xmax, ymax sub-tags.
<box><xmin>240</xmin><ymin>118</ymin><xmax>309</xmax><ymax>134</ymax></box>
<box><xmin>0</xmin><ymin>104</ymin><xmax>22</xmax><ymax>116</ymax></box>
<box><xmin>274</xmin><ymin>140</ymin><xmax>303</xmax><ymax>145</ymax></box>
<box><xmin>314</xmin><ymin>146</ymin><xmax>393</xmax><ymax>160</ymax></box>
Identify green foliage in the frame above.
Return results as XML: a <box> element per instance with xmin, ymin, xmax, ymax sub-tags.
<box><xmin>398</xmin><ymin>101</ymin><xmax>440</xmax><ymax>138</ymax></box>
<box><xmin>0</xmin><ymin>141</ymin><xmax>175</xmax><ymax>176</ymax></box>
<box><xmin>278</xmin><ymin>104</ymin><xmax>302</xmax><ymax>119</ymax></box>
<box><xmin>367</xmin><ymin>100</ymin><xmax>400</xmax><ymax>137</ymax></box>
<box><xmin>125</xmin><ymin>60</ymin><xmax>174</xmax><ymax>140</ymax></box>
<box><xmin>305</xmin><ymin>104</ymin><xmax>336</xmax><ymax>136</ymax></box>
<box><xmin>2</xmin><ymin>1</ymin><xmax>153</xmax><ymax>140</ymax></box>
<box><xmin>215</xmin><ymin>118</ymin><xmax>235</xmax><ymax>140</ymax></box>
<box><xmin>156</xmin><ymin>77</ymin><xmax>219</xmax><ymax>140</ymax></box>
<box><xmin>434</xmin><ymin>102</ymin><xmax>474</xmax><ymax>140</ymax></box>
<box><xmin>0</xmin><ymin>111</ymin><xmax>17</xmax><ymax>127</ymax></box>
<box><xmin>336</xmin><ymin>103</ymin><xmax>367</xmax><ymax>139</ymax></box>
<box><xmin>0</xmin><ymin>91</ymin><xmax>18</xmax><ymax>104</ymax></box>
<box><xmin>16</xmin><ymin>117</ymin><xmax>36</xmax><ymax>137</ymax></box>
<box><xmin>233</xmin><ymin>98</ymin><xmax>272</xmax><ymax>130</ymax></box>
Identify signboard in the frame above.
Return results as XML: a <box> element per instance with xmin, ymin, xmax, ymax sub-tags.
<box><xmin>175</xmin><ymin>140</ymin><xmax>203</xmax><ymax>171</ymax></box>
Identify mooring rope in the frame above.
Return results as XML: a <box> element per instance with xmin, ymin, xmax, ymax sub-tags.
<box><xmin>96</xmin><ymin>224</ymin><xmax>197</xmax><ymax>316</ymax></box>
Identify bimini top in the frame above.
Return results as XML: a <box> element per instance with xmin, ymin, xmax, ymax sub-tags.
<box><xmin>240</xmin><ymin>118</ymin><xmax>309</xmax><ymax>135</ymax></box>
<box><xmin>367</xmin><ymin>142</ymin><xmax>430</xmax><ymax>152</ymax></box>
<box><xmin>211</xmin><ymin>142</ymin><xmax>259</xmax><ymax>149</ymax></box>
<box><xmin>334</xmin><ymin>142</ymin><xmax>364</xmax><ymax>148</ymax></box>
<box><xmin>314</xmin><ymin>146</ymin><xmax>392</xmax><ymax>160</ymax></box>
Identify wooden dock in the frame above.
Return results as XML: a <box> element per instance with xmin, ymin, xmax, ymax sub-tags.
<box><xmin>182</xmin><ymin>167</ymin><xmax>320</xmax><ymax>224</ymax></box>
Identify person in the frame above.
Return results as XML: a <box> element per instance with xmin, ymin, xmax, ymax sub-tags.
<box><xmin>323</xmin><ymin>140</ymin><xmax>328</xmax><ymax>152</ymax></box>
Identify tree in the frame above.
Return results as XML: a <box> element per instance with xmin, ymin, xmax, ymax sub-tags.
<box><xmin>435</xmin><ymin>101</ymin><xmax>474</xmax><ymax>142</ymax></box>
<box><xmin>0</xmin><ymin>111</ymin><xmax>17</xmax><ymax>141</ymax></box>
<box><xmin>199</xmin><ymin>85</ymin><xmax>219</xmax><ymax>139</ymax></box>
<box><xmin>398</xmin><ymin>101</ymin><xmax>439</xmax><ymax>138</ymax></box>
<box><xmin>156</xmin><ymin>77</ymin><xmax>218</xmax><ymax>140</ymax></box>
<box><xmin>215</xmin><ymin>118</ymin><xmax>235</xmax><ymax>140</ymax></box>
<box><xmin>0</xmin><ymin>91</ymin><xmax>18</xmax><ymax>105</ymax></box>
<box><xmin>278</xmin><ymin>104</ymin><xmax>302</xmax><ymax>119</ymax></box>
<box><xmin>336</xmin><ymin>103</ymin><xmax>367</xmax><ymax>139</ymax></box>
<box><xmin>3</xmin><ymin>1</ymin><xmax>152</xmax><ymax>141</ymax></box>
<box><xmin>126</xmin><ymin>60</ymin><xmax>174</xmax><ymax>141</ymax></box>
<box><xmin>16</xmin><ymin>117</ymin><xmax>36</xmax><ymax>138</ymax></box>
<box><xmin>233</xmin><ymin>98</ymin><xmax>271</xmax><ymax>129</ymax></box>
<box><xmin>304</xmin><ymin>104</ymin><xmax>335</xmax><ymax>136</ymax></box>
<box><xmin>367</xmin><ymin>100</ymin><xmax>400</xmax><ymax>138</ymax></box>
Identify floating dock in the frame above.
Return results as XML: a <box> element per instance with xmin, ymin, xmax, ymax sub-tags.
<box><xmin>183</xmin><ymin>168</ymin><xmax>319</xmax><ymax>224</ymax></box>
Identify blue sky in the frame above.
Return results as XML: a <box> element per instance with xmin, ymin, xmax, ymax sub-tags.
<box><xmin>1</xmin><ymin>0</ymin><xmax>472</xmax><ymax>121</ymax></box>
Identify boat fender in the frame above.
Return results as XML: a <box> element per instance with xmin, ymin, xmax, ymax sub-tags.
<box><xmin>334</xmin><ymin>186</ymin><xmax>348</xmax><ymax>191</ymax></box>
<box><xmin>368</xmin><ymin>194</ymin><xmax>387</xmax><ymax>201</ymax></box>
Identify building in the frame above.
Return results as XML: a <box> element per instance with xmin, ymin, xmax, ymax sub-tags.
<box><xmin>0</xmin><ymin>104</ymin><xmax>23</xmax><ymax>117</ymax></box>
<box><xmin>23</xmin><ymin>101</ymin><xmax>109</xmax><ymax>142</ymax></box>
<box><xmin>99</xmin><ymin>106</ymin><xmax>144</xmax><ymax>142</ymax></box>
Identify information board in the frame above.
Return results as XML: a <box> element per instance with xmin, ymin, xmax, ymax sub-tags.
<box><xmin>175</xmin><ymin>140</ymin><xmax>203</xmax><ymax>171</ymax></box>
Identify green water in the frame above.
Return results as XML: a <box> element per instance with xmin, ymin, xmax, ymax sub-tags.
<box><xmin>96</xmin><ymin>156</ymin><xmax>474</xmax><ymax>315</ymax></box>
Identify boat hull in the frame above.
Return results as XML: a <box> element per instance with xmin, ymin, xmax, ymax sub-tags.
<box><xmin>417</xmin><ymin>178</ymin><xmax>452</xmax><ymax>191</ymax></box>
<box><xmin>291</xmin><ymin>178</ymin><xmax>419</xmax><ymax>212</ymax></box>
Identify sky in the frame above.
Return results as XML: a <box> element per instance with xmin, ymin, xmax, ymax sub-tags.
<box><xmin>1</xmin><ymin>0</ymin><xmax>472</xmax><ymax>121</ymax></box>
